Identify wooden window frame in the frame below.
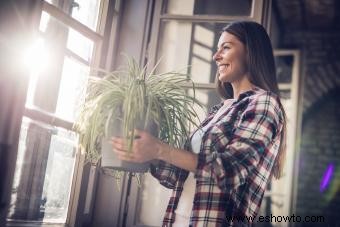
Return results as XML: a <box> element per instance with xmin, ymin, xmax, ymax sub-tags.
<box><xmin>6</xmin><ymin>0</ymin><xmax>121</xmax><ymax>226</ymax></box>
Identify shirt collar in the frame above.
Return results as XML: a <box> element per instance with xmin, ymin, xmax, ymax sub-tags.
<box><xmin>237</xmin><ymin>86</ymin><xmax>260</xmax><ymax>101</ymax></box>
<box><xmin>210</xmin><ymin>86</ymin><xmax>263</xmax><ymax>115</ymax></box>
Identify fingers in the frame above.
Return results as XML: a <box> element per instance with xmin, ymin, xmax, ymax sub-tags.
<box><xmin>111</xmin><ymin>138</ymin><xmax>127</xmax><ymax>152</ymax></box>
<box><xmin>111</xmin><ymin>137</ymin><xmax>143</xmax><ymax>163</ymax></box>
<box><xmin>114</xmin><ymin>149</ymin><xmax>144</xmax><ymax>163</ymax></box>
<box><xmin>111</xmin><ymin>137</ymin><xmax>140</xmax><ymax>150</ymax></box>
<box><xmin>111</xmin><ymin>131</ymin><xmax>156</xmax><ymax>163</ymax></box>
<box><xmin>114</xmin><ymin>149</ymin><xmax>142</xmax><ymax>162</ymax></box>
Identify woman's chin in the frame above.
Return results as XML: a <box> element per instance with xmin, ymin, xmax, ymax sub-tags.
<box><xmin>219</xmin><ymin>75</ymin><xmax>231</xmax><ymax>83</ymax></box>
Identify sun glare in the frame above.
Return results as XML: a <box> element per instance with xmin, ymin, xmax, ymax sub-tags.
<box><xmin>23</xmin><ymin>38</ymin><xmax>50</xmax><ymax>75</ymax></box>
<box><xmin>23</xmin><ymin>37</ymin><xmax>51</xmax><ymax>107</ymax></box>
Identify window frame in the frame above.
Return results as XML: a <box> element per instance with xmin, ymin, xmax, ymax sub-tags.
<box><xmin>6</xmin><ymin>0</ymin><xmax>120</xmax><ymax>226</ymax></box>
<box><xmin>23</xmin><ymin>0</ymin><xmax>107</xmax><ymax>130</ymax></box>
<box><xmin>267</xmin><ymin>49</ymin><xmax>302</xmax><ymax>220</ymax></box>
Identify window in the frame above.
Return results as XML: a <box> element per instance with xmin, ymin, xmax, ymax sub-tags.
<box><xmin>164</xmin><ymin>0</ymin><xmax>253</xmax><ymax>16</ymax></box>
<box><xmin>263</xmin><ymin>50</ymin><xmax>302</xmax><ymax>223</ymax></box>
<box><xmin>7</xmin><ymin>0</ymin><xmax>114</xmax><ymax>225</ymax></box>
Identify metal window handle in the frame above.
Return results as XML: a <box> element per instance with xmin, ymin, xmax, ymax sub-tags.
<box><xmin>71</xmin><ymin>1</ymin><xmax>80</xmax><ymax>10</ymax></box>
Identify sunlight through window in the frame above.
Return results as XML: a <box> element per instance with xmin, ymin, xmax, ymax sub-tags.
<box><xmin>24</xmin><ymin>37</ymin><xmax>50</xmax><ymax>107</ymax></box>
<box><xmin>55</xmin><ymin>57</ymin><xmax>90</xmax><ymax>121</ymax></box>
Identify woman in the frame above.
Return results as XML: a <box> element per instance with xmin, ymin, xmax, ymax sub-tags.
<box><xmin>112</xmin><ymin>21</ymin><xmax>286</xmax><ymax>227</ymax></box>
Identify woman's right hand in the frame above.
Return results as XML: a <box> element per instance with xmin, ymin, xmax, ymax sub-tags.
<box><xmin>111</xmin><ymin>129</ymin><xmax>170</xmax><ymax>163</ymax></box>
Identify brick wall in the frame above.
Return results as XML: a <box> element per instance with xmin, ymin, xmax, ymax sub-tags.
<box><xmin>296</xmin><ymin>91</ymin><xmax>340</xmax><ymax>226</ymax></box>
<box><xmin>283</xmin><ymin>32</ymin><xmax>340</xmax><ymax>226</ymax></box>
<box><xmin>284</xmin><ymin>31</ymin><xmax>340</xmax><ymax>111</ymax></box>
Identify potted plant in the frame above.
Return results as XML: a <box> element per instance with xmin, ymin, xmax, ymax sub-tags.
<box><xmin>74</xmin><ymin>56</ymin><xmax>202</xmax><ymax>173</ymax></box>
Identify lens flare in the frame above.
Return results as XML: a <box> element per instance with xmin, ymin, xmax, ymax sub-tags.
<box><xmin>320</xmin><ymin>164</ymin><xmax>334</xmax><ymax>192</ymax></box>
<box><xmin>22</xmin><ymin>38</ymin><xmax>50</xmax><ymax>75</ymax></box>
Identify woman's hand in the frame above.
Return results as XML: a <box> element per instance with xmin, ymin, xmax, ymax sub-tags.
<box><xmin>112</xmin><ymin>129</ymin><xmax>198</xmax><ymax>172</ymax></box>
<box><xmin>111</xmin><ymin>129</ymin><xmax>167</xmax><ymax>163</ymax></box>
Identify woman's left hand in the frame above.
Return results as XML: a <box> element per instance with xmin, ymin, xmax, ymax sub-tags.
<box><xmin>111</xmin><ymin>129</ymin><xmax>165</xmax><ymax>163</ymax></box>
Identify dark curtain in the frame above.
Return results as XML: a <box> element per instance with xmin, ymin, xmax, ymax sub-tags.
<box><xmin>0</xmin><ymin>0</ymin><xmax>41</xmax><ymax>225</ymax></box>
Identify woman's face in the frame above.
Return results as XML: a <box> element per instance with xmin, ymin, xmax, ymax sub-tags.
<box><xmin>213</xmin><ymin>32</ymin><xmax>249</xmax><ymax>83</ymax></box>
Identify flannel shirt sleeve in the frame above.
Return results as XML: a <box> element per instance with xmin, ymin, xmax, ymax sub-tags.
<box><xmin>150</xmin><ymin>160</ymin><xmax>184</xmax><ymax>189</ymax></box>
<box><xmin>150</xmin><ymin>139</ymin><xmax>190</xmax><ymax>189</ymax></box>
<box><xmin>195</xmin><ymin>92</ymin><xmax>282</xmax><ymax>191</ymax></box>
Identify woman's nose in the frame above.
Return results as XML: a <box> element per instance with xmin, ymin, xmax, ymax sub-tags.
<box><xmin>213</xmin><ymin>50</ymin><xmax>221</xmax><ymax>62</ymax></box>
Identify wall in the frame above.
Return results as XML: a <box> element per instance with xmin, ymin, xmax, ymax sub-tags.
<box><xmin>296</xmin><ymin>91</ymin><xmax>340</xmax><ymax>226</ymax></box>
<box><xmin>283</xmin><ymin>31</ymin><xmax>340</xmax><ymax>226</ymax></box>
<box><xmin>284</xmin><ymin>31</ymin><xmax>340</xmax><ymax>111</ymax></box>
<box><xmin>0</xmin><ymin>0</ymin><xmax>40</xmax><ymax>225</ymax></box>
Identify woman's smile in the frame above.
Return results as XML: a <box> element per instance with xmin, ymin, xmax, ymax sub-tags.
<box><xmin>218</xmin><ymin>64</ymin><xmax>230</xmax><ymax>73</ymax></box>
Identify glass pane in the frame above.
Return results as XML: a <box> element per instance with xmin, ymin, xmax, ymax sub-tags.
<box><xmin>55</xmin><ymin>56</ymin><xmax>90</xmax><ymax>122</ymax></box>
<box><xmin>45</xmin><ymin>0</ymin><xmax>102</xmax><ymax>31</ymax></box>
<box><xmin>188</xmin><ymin>88</ymin><xmax>222</xmax><ymax>124</ymax></box>
<box><xmin>40</xmin><ymin>11</ymin><xmax>95</xmax><ymax>62</ymax></box>
<box><xmin>26</xmin><ymin>12</ymin><xmax>93</xmax><ymax>115</ymax></box>
<box><xmin>158</xmin><ymin>21</ymin><xmax>227</xmax><ymax>84</ymax></box>
<box><xmin>66</xmin><ymin>28</ymin><xmax>95</xmax><ymax>62</ymax></box>
<box><xmin>70</xmin><ymin>0</ymin><xmax>102</xmax><ymax>31</ymax></box>
<box><xmin>279</xmin><ymin>89</ymin><xmax>291</xmax><ymax>100</ymax></box>
<box><xmin>164</xmin><ymin>0</ymin><xmax>252</xmax><ymax>16</ymax></box>
<box><xmin>8</xmin><ymin>117</ymin><xmax>77</xmax><ymax>222</ymax></box>
<box><xmin>275</xmin><ymin>55</ymin><xmax>293</xmax><ymax>83</ymax></box>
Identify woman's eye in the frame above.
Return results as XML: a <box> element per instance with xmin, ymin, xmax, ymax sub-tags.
<box><xmin>223</xmin><ymin>46</ymin><xmax>230</xmax><ymax>50</ymax></box>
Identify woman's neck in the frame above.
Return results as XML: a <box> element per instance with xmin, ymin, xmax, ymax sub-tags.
<box><xmin>231</xmin><ymin>77</ymin><xmax>254</xmax><ymax>99</ymax></box>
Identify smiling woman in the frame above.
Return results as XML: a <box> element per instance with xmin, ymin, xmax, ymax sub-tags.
<box><xmin>112</xmin><ymin>21</ymin><xmax>287</xmax><ymax>227</ymax></box>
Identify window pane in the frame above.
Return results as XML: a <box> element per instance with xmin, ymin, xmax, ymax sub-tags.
<box><xmin>55</xmin><ymin>57</ymin><xmax>90</xmax><ymax>122</ymax></box>
<box><xmin>164</xmin><ymin>0</ymin><xmax>252</xmax><ymax>16</ymax></box>
<box><xmin>70</xmin><ymin>0</ymin><xmax>102</xmax><ymax>31</ymax></box>
<box><xmin>275</xmin><ymin>55</ymin><xmax>293</xmax><ymax>83</ymax></box>
<box><xmin>45</xmin><ymin>0</ymin><xmax>102</xmax><ymax>31</ymax></box>
<box><xmin>8</xmin><ymin>117</ymin><xmax>77</xmax><ymax>222</ymax></box>
<box><xmin>40</xmin><ymin>11</ymin><xmax>95</xmax><ymax>62</ymax></box>
<box><xmin>26</xmin><ymin>12</ymin><xmax>94</xmax><ymax>115</ymax></box>
<box><xmin>279</xmin><ymin>89</ymin><xmax>291</xmax><ymax>100</ymax></box>
<box><xmin>67</xmin><ymin>28</ymin><xmax>95</xmax><ymax>62</ymax></box>
<box><xmin>158</xmin><ymin>21</ymin><xmax>227</xmax><ymax>83</ymax></box>
<box><xmin>188</xmin><ymin>88</ymin><xmax>221</xmax><ymax>124</ymax></box>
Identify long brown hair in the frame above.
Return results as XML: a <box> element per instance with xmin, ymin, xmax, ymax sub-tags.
<box><xmin>216</xmin><ymin>21</ymin><xmax>287</xmax><ymax>179</ymax></box>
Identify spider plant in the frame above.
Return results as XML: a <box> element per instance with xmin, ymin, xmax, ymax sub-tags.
<box><xmin>74</xmin><ymin>56</ymin><xmax>202</xmax><ymax>172</ymax></box>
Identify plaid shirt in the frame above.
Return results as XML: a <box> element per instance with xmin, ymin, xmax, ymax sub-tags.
<box><xmin>150</xmin><ymin>87</ymin><xmax>284</xmax><ymax>227</ymax></box>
